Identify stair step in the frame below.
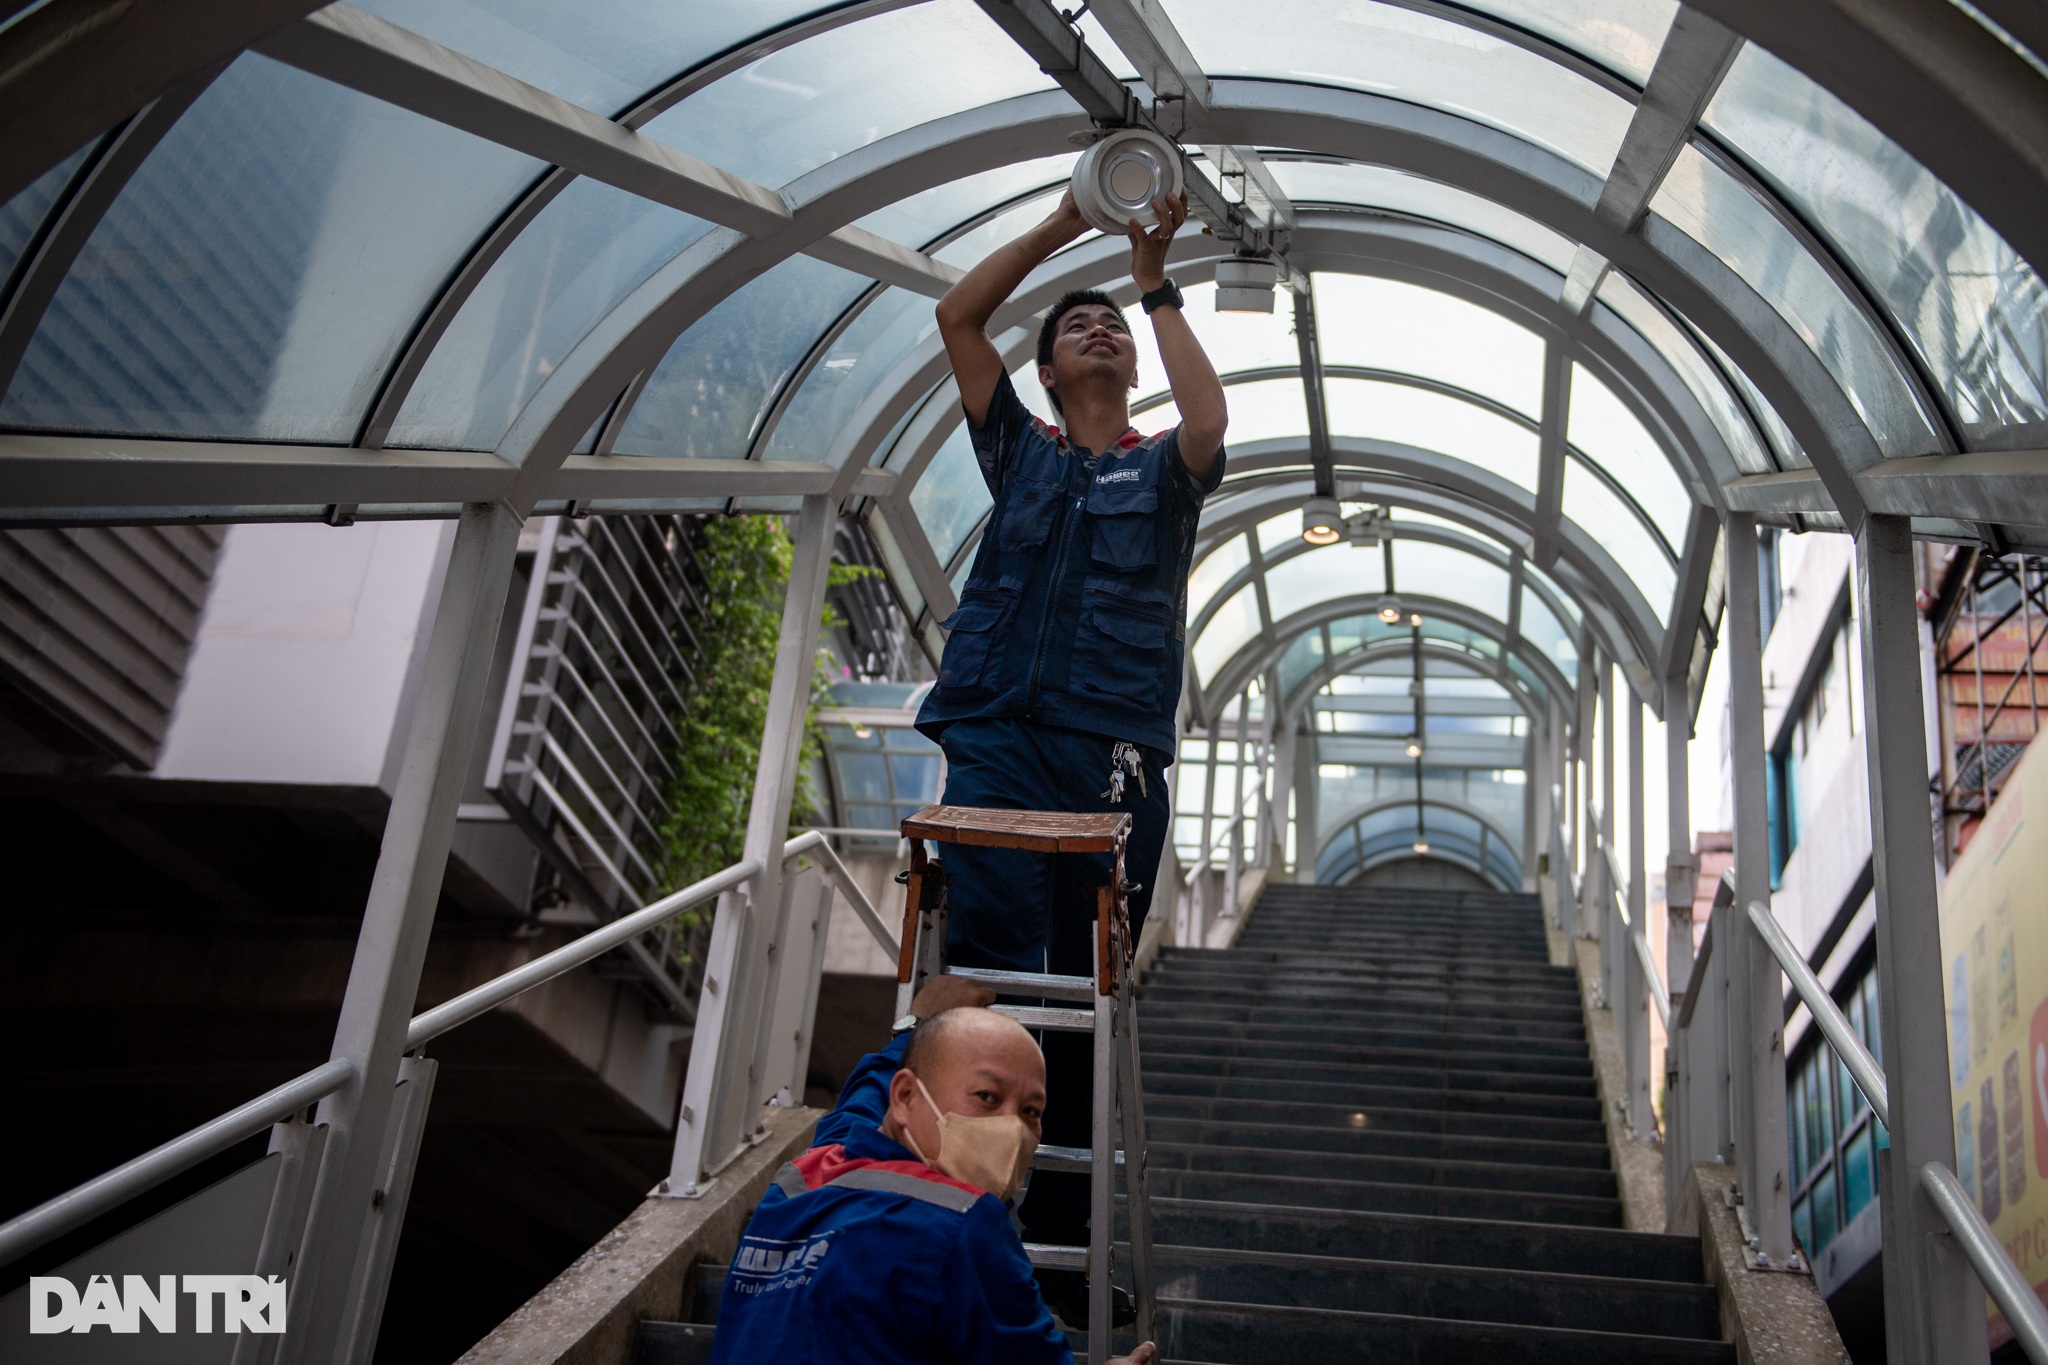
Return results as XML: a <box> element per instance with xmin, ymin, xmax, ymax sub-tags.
<box><xmin>1144</xmin><ymin>1140</ymin><xmax>1618</xmax><ymax>1199</ymax></box>
<box><xmin>1142</xmin><ymin>1297</ymin><xmax>1734</xmax><ymax>1363</ymax></box>
<box><xmin>1141</xmin><ymin>1069</ymin><xmax>1604</xmax><ymax>1122</ymax></box>
<box><xmin>1141</xmin><ymin>1198</ymin><xmax>1707</xmax><ymax>1283</ymax></box>
<box><xmin>1143</xmin><ymin>1050</ymin><xmax>1598</xmax><ymax>1098</ymax></box>
<box><xmin>1136</xmin><ymin>1012</ymin><xmax>1592</xmax><ymax>1056</ymax></box>
<box><xmin>1143</xmin><ymin>1114</ymin><xmax>1613</xmax><ymax>1170</ymax></box>
<box><xmin>1136</xmin><ymin>1032</ymin><xmax>1594</xmax><ymax>1076</ymax></box>
<box><xmin>1143</xmin><ymin>1092</ymin><xmax>1608</xmax><ymax>1144</ymax></box>
<box><xmin>1143</xmin><ymin>1165</ymin><xmax>1620</xmax><ymax>1227</ymax></box>
<box><xmin>1143</xmin><ymin>1244</ymin><xmax>1721</xmax><ymax>1339</ymax></box>
<box><xmin>1140</xmin><ymin>985</ymin><xmax>1585</xmax><ymax>1026</ymax></box>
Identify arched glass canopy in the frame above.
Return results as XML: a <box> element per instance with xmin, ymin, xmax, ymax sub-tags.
<box><xmin>6</xmin><ymin>0</ymin><xmax>2048</xmax><ymax>886</ymax></box>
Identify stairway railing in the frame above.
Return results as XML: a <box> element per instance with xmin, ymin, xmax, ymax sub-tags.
<box><xmin>1654</xmin><ymin>866</ymin><xmax>2048</xmax><ymax>1364</ymax></box>
<box><xmin>0</xmin><ymin>831</ymin><xmax>894</xmax><ymax>1338</ymax></box>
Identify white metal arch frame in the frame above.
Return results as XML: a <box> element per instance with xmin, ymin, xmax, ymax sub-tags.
<box><xmin>1278</xmin><ymin>637</ymin><xmax>1552</xmax><ymax>736</ymax></box>
<box><xmin>1315</xmin><ymin>796</ymin><xmax>1525</xmax><ymax>891</ymax></box>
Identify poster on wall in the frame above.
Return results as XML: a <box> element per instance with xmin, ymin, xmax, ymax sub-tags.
<box><xmin>1941</xmin><ymin>734</ymin><xmax>2048</xmax><ymax>1347</ymax></box>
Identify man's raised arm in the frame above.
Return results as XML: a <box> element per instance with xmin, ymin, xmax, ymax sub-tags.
<box><xmin>1130</xmin><ymin>191</ymin><xmax>1226</xmax><ymax>484</ymax></box>
<box><xmin>935</xmin><ymin>189</ymin><xmax>1087</xmax><ymax>426</ymax></box>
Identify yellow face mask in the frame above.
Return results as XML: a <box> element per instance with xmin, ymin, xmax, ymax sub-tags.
<box><xmin>901</xmin><ymin>1075</ymin><xmax>1039</xmax><ymax>1203</ymax></box>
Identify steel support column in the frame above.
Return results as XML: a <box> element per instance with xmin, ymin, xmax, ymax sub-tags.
<box><xmin>285</xmin><ymin>500</ymin><xmax>526</xmax><ymax>1364</ymax></box>
<box><xmin>1721</xmin><ymin>511</ymin><xmax>1792</xmax><ymax>1265</ymax></box>
<box><xmin>1857</xmin><ymin>514</ymin><xmax>1990</xmax><ymax>1364</ymax></box>
<box><xmin>1626</xmin><ymin>691</ymin><xmax>1652</xmax><ymax>1137</ymax></box>
<box><xmin>669</xmin><ymin>495</ymin><xmax>838</xmax><ymax>1194</ymax></box>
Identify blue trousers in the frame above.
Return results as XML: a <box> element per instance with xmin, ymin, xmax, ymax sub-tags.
<box><xmin>934</xmin><ymin>717</ymin><xmax>1170</xmax><ymax>1246</ymax></box>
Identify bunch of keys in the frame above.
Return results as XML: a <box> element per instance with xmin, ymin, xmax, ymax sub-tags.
<box><xmin>1101</xmin><ymin>741</ymin><xmax>1148</xmax><ymax>804</ymax></box>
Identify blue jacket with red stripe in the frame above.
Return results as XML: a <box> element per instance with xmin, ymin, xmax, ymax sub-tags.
<box><xmin>708</xmin><ymin>1032</ymin><xmax>1073</xmax><ymax>1365</ymax></box>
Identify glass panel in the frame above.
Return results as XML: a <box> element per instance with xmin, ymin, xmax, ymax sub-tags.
<box><xmin>1519</xmin><ymin>584</ymin><xmax>1579</xmax><ymax>673</ymax></box>
<box><xmin>1394</xmin><ymin>540</ymin><xmax>1511</xmax><ymax>619</ymax></box>
<box><xmin>1167</xmin><ymin>0</ymin><xmax>1634</xmax><ymax>175</ymax></box>
<box><xmin>762</xmin><ymin>286</ymin><xmax>932</xmax><ymax>463</ymax></box>
<box><xmin>1315</xmin><ymin>275</ymin><xmax>1546</xmax><ymax>417</ymax></box>
<box><xmin>1704</xmin><ymin>45</ymin><xmax>2048</xmax><ymax>450</ymax></box>
<box><xmin>355</xmin><ymin>0</ymin><xmax>826</xmax><ymax>115</ymax></box>
<box><xmin>1145</xmin><ymin>376</ymin><xmax>1307</xmax><ymax>446</ymax></box>
<box><xmin>0</xmin><ymin>141</ymin><xmax>93</xmax><ymax>286</ymax></box>
<box><xmin>857</xmin><ymin>156</ymin><xmax>1076</xmax><ymax>252</ymax></box>
<box><xmin>1792</xmin><ymin>1195</ymin><xmax>1813</xmax><ymax>1254</ymax></box>
<box><xmin>1524</xmin><ymin>559</ymin><xmax>1580</xmax><ymax>624</ymax></box>
<box><xmin>910</xmin><ymin>423</ymin><xmax>993</xmax><ymax>567</ymax></box>
<box><xmin>1681</xmin><ymin>307</ymin><xmax>1810</xmax><ymax>471</ymax></box>
<box><xmin>1810</xmin><ymin>1165</ymin><xmax>1839</xmax><ymax>1252</ymax></box>
<box><xmin>1265</xmin><ymin>160</ymin><xmax>1576</xmax><ymax>274</ymax></box>
<box><xmin>1562</xmin><ymin>456</ymin><xmax>1674</xmax><ymax>619</ymax></box>
<box><xmin>1843</xmin><ymin>1124</ymin><xmax>1876</xmax><ymax>1224</ymax></box>
<box><xmin>1265</xmin><ymin>543</ymin><xmax>1387</xmax><ymax>621</ymax></box>
<box><xmin>1134</xmin><ymin>282</ymin><xmax>1301</xmax><ymax>409</ymax></box>
<box><xmin>1568</xmin><ymin>363</ymin><xmax>1691</xmax><ymax>547</ymax></box>
<box><xmin>1278</xmin><ymin>627</ymin><xmax>1328</xmax><ymax>698</ymax></box>
<box><xmin>636</xmin><ymin>0</ymin><xmax>1054</xmax><ymax>191</ymax></box>
<box><xmin>1464</xmin><ymin>0</ymin><xmax>1675</xmax><ymax>84</ymax></box>
<box><xmin>1325</xmin><ymin>378</ymin><xmax>1542</xmax><ymax>492</ymax></box>
<box><xmin>1257</xmin><ymin>511</ymin><xmax>1304</xmax><ymax>558</ymax></box>
<box><xmin>837</xmin><ymin>751</ymin><xmax>888</xmax><ymax>800</ymax></box>
<box><xmin>1596</xmin><ymin>271</ymin><xmax>1774</xmax><ymax>475</ymax></box>
<box><xmin>1193</xmin><ymin>583</ymin><xmax>1262</xmax><ymax>683</ymax></box>
<box><xmin>1650</xmin><ymin>145</ymin><xmax>1936</xmax><ymax>459</ymax></box>
<box><xmin>389</xmin><ymin>178</ymin><xmax>710</xmax><ymax>451</ymax></box>
<box><xmin>4</xmin><ymin>54</ymin><xmax>541</xmax><ymax>442</ymax></box>
<box><xmin>1190</xmin><ymin>534</ymin><xmax>1252</xmax><ymax>619</ymax></box>
<box><xmin>613</xmin><ymin>254</ymin><xmax>865</xmax><ymax>459</ymax></box>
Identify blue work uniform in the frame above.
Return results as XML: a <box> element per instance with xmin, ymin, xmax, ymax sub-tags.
<box><xmin>708</xmin><ymin>1031</ymin><xmax>1071</xmax><ymax>1365</ymax></box>
<box><xmin>913</xmin><ymin>371</ymin><xmax>1222</xmax><ymax>1245</ymax></box>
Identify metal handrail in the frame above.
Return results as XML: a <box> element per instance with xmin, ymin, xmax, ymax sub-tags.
<box><xmin>3</xmin><ymin>835</ymin><xmax>873</xmax><ymax>1268</ymax></box>
<box><xmin>1181</xmin><ymin>813</ymin><xmax>1250</xmax><ymax>888</ymax></box>
<box><xmin>1744</xmin><ymin>898</ymin><xmax>1890</xmax><ymax>1128</ymax></box>
<box><xmin>1676</xmin><ymin>913</ymin><xmax>1713</xmax><ymax>1030</ymax></box>
<box><xmin>1592</xmin><ymin>831</ymin><xmax>1669</xmax><ymax>1029</ymax></box>
<box><xmin>0</xmin><ymin>1057</ymin><xmax>354</xmax><ymax>1265</ymax></box>
<box><xmin>1634</xmin><ymin>929</ymin><xmax>1673</xmax><ymax>1031</ymax></box>
<box><xmin>409</xmin><ymin>854</ymin><xmax>767</xmax><ymax>1049</ymax></box>
<box><xmin>1923</xmin><ymin>1161</ymin><xmax>2048</xmax><ymax>1364</ymax></box>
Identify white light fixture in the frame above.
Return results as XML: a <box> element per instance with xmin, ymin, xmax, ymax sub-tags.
<box><xmin>852</xmin><ymin>725</ymin><xmax>874</xmax><ymax>739</ymax></box>
<box><xmin>1412</xmin><ymin>839</ymin><xmax>1431</xmax><ymax>855</ymax></box>
<box><xmin>1071</xmin><ymin>129</ymin><xmax>1184</xmax><ymax>235</ymax></box>
<box><xmin>1301</xmin><ymin>496</ymin><xmax>1343</xmax><ymax>545</ymax></box>
<box><xmin>1409</xmin><ymin>612</ymin><xmax>1423</xmax><ymax>626</ymax></box>
<box><xmin>1405</xmin><ymin>742</ymin><xmax>1423</xmax><ymax>759</ymax></box>
<box><xmin>1376</xmin><ymin>594</ymin><xmax>1403</xmax><ymax>624</ymax></box>
<box><xmin>1214</xmin><ymin>256</ymin><xmax>1279</xmax><ymax>313</ymax></box>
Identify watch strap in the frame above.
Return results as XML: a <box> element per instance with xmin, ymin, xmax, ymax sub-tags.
<box><xmin>1140</xmin><ymin>278</ymin><xmax>1183</xmax><ymax>315</ymax></box>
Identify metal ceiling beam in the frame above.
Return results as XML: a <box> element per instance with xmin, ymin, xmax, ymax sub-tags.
<box><xmin>1530</xmin><ymin>344</ymin><xmax>1570</xmax><ymax>568</ymax></box>
<box><xmin>256</xmin><ymin>3</ymin><xmax>961</xmax><ymax>297</ymax></box>
<box><xmin>1560</xmin><ymin>5</ymin><xmax>1743</xmax><ymax>313</ymax></box>
<box><xmin>1721</xmin><ymin>450</ymin><xmax>2048</xmax><ymax>522</ymax></box>
<box><xmin>1293</xmin><ymin>286</ymin><xmax>1335</xmax><ymax>498</ymax></box>
<box><xmin>969</xmin><ymin>0</ymin><xmax>1283</xmax><ymax>253</ymax></box>
<box><xmin>0</xmin><ymin>433</ymin><xmax>897</xmax><ymax>522</ymax></box>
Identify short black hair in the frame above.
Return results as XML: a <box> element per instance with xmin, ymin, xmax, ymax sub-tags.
<box><xmin>1035</xmin><ymin>289</ymin><xmax>1127</xmax><ymax>416</ymax></box>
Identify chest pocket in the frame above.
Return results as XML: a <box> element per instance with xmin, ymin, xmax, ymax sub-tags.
<box><xmin>998</xmin><ymin>479</ymin><xmax>1063</xmax><ymax>553</ymax></box>
<box><xmin>1072</xmin><ymin>587</ymin><xmax>1171</xmax><ymax>711</ymax></box>
<box><xmin>1086</xmin><ymin>477</ymin><xmax>1159</xmax><ymax>573</ymax></box>
<box><xmin>936</xmin><ymin>592</ymin><xmax>1013</xmax><ymax>694</ymax></box>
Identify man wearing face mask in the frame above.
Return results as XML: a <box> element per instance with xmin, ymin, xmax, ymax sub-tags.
<box><xmin>708</xmin><ymin>975</ymin><xmax>1157</xmax><ymax>1365</ymax></box>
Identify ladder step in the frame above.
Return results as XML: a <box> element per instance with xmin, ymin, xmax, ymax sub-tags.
<box><xmin>1035</xmin><ymin>1143</ymin><xmax>1126</xmax><ymax>1172</ymax></box>
<box><xmin>993</xmin><ymin>1004</ymin><xmax>1096</xmax><ymax>1032</ymax></box>
<box><xmin>949</xmin><ymin>966</ymin><xmax>1098</xmax><ymax>1002</ymax></box>
<box><xmin>1024</xmin><ymin>1242</ymin><xmax>1087</xmax><ymax>1271</ymax></box>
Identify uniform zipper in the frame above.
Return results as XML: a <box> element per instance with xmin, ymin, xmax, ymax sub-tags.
<box><xmin>1024</xmin><ymin>467</ymin><xmax>1088</xmax><ymax>710</ymax></box>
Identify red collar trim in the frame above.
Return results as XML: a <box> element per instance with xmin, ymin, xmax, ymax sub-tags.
<box><xmin>791</xmin><ymin>1142</ymin><xmax>984</xmax><ymax>1200</ymax></box>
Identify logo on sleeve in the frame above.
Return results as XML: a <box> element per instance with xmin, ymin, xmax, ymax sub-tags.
<box><xmin>730</xmin><ymin>1233</ymin><xmax>833</xmax><ymax>1296</ymax></box>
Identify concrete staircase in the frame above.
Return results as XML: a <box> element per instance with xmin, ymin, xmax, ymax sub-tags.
<box><xmin>636</xmin><ymin>882</ymin><xmax>1733</xmax><ymax>1362</ymax></box>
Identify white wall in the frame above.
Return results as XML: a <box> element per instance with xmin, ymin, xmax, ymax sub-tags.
<box><xmin>153</xmin><ymin>520</ymin><xmax>453</xmax><ymax>790</ymax></box>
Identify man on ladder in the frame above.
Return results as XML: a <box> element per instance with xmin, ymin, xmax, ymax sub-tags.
<box><xmin>918</xmin><ymin>181</ymin><xmax>1228</xmax><ymax>1305</ymax></box>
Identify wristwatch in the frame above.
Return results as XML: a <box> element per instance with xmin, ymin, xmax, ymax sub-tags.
<box><xmin>892</xmin><ymin>1012</ymin><xmax>920</xmax><ymax>1034</ymax></box>
<box><xmin>1139</xmin><ymin>278</ymin><xmax>1184</xmax><ymax>315</ymax></box>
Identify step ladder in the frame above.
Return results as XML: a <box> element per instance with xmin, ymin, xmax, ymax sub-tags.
<box><xmin>894</xmin><ymin>804</ymin><xmax>1157</xmax><ymax>1364</ymax></box>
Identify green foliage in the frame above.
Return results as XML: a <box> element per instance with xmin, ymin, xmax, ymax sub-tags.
<box><xmin>654</xmin><ymin>523</ymin><xmax>881</xmax><ymax>957</ymax></box>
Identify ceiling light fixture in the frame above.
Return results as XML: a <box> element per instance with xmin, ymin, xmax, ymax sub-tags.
<box><xmin>1409</xmin><ymin>612</ymin><xmax>1422</xmax><ymax>626</ymax></box>
<box><xmin>1302</xmin><ymin>496</ymin><xmax>1343</xmax><ymax>546</ymax></box>
<box><xmin>1376</xmin><ymin>594</ymin><xmax>1403</xmax><ymax>624</ymax></box>
<box><xmin>1413</xmin><ymin>839</ymin><xmax>1431</xmax><ymax>855</ymax></box>
<box><xmin>1214</xmin><ymin>256</ymin><xmax>1279</xmax><ymax>313</ymax></box>
<box><xmin>1405</xmin><ymin>742</ymin><xmax>1423</xmax><ymax>759</ymax></box>
<box><xmin>1070</xmin><ymin>129</ymin><xmax>1183</xmax><ymax>235</ymax></box>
